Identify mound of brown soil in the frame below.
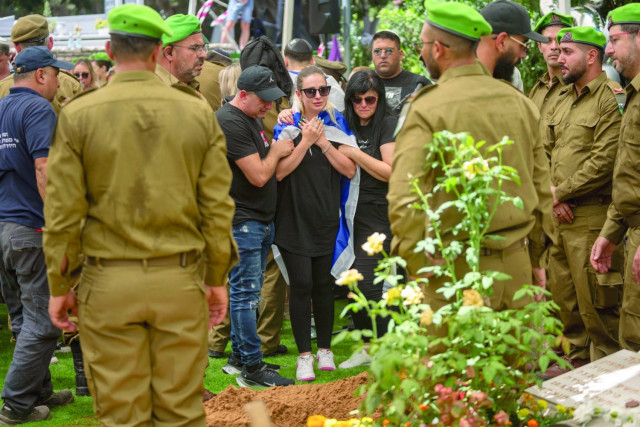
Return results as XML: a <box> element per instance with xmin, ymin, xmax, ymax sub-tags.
<box><xmin>204</xmin><ymin>373</ymin><xmax>376</xmax><ymax>426</ymax></box>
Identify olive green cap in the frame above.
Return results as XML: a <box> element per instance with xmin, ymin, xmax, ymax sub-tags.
<box><xmin>557</xmin><ymin>26</ymin><xmax>606</xmax><ymax>49</ymax></box>
<box><xmin>89</xmin><ymin>52</ymin><xmax>112</xmax><ymax>63</ymax></box>
<box><xmin>107</xmin><ymin>4</ymin><xmax>173</xmax><ymax>41</ymax></box>
<box><xmin>11</xmin><ymin>14</ymin><xmax>49</xmax><ymax>43</ymax></box>
<box><xmin>607</xmin><ymin>4</ymin><xmax>640</xmax><ymax>30</ymax></box>
<box><xmin>534</xmin><ymin>12</ymin><xmax>574</xmax><ymax>33</ymax></box>
<box><xmin>161</xmin><ymin>14</ymin><xmax>202</xmax><ymax>47</ymax></box>
<box><xmin>425</xmin><ymin>1</ymin><xmax>492</xmax><ymax>42</ymax></box>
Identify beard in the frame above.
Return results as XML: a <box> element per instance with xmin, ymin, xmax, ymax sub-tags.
<box><xmin>493</xmin><ymin>49</ymin><xmax>518</xmax><ymax>81</ymax></box>
<box><xmin>562</xmin><ymin>61</ymin><xmax>587</xmax><ymax>85</ymax></box>
<box><xmin>425</xmin><ymin>52</ymin><xmax>441</xmax><ymax>81</ymax></box>
<box><xmin>615</xmin><ymin>42</ymin><xmax>638</xmax><ymax>80</ymax></box>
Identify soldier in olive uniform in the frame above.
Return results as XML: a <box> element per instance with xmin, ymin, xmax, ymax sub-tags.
<box><xmin>44</xmin><ymin>5</ymin><xmax>237</xmax><ymax>426</ymax></box>
<box><xmin>541</xmin><ymin>28</ymin><xmax>623</xmax><ymax>378</ymax></box>
<box><xmin>0</xmin><ymin>15</ymin><xmax>82</xmax><ymax>113</ymax></box>
<box><xmin>389</xmin><ymin>2</ymin><xmax>552</xmax><ymax>312</ymax></box>
<box><xmin>591</xmin><ymin>4</ymin><xmax>640</xmax><ymax>353</ymax></box>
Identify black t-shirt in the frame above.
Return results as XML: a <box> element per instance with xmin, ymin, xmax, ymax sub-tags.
<box><xmin>216</xmin><ymin>103</ymin><xmax>277</xmax><ymax>225</ymax></box>
<box><xmin>275</xmin><ymin>135</ymin><xmax>342</xmax><ymax>257</ymax></box>
<box><xmin>356</xmin><ymin>115</ymin><xmax>397</xmax><ymax>205</ymax></box>
<box><xmin>382</xmin><ymin>70</ymin><xmax>431</xmax><ymax>115</ymax></box>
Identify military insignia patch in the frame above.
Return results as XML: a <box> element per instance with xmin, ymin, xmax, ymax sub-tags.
<box><xmin>550</xmin><ymin>14</ymin><xmax>562</xmax><ymax>24</ymax></box>
<box><xmin>561</xmin><ymin>32</ymin><xmax>573</xmax><ymax>42</ymax></box>
<box><xmin>607</xmin><ymin>16</ymin><xmax>613</xmax><ymax>29</ymax></box>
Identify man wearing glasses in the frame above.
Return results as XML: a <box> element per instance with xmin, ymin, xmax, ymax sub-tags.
<box><xmin>476</xmin><ymin>0</ymin><xmax>548</xmax><ymax>83</ymax></box>
<box><xmin>156</xmin><ymin>14</ymin><xmax>207</xmax><ymax>91</ymax></box>
<box><xmin>592</xmin><ymin>3</ymin><xmax>640</xmax><ymax>353</ymax></box>
<box><xmin>370</xmin><ymin>30</ymin><xmax>430</xmax><ymax>115</ymax></box>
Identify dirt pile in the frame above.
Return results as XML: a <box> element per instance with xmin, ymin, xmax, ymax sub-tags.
<box><xmin>204</xmin><ymin>373</ymin><xmax>376</xmax><ymax>426</ymax></box>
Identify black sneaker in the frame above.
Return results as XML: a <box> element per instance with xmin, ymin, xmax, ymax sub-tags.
<box><xmin>0</xmin><ymin>404</ymin><xmax>51</xmax><ymax>425</ymax></box>
<box><xmin>263</xmin><ymin>344</ymin><xmax>288</xmax><ymax>358</ymax></box>
<box><xmin>236</xmin><ymin>363</ymin><xmax>295</xmax><ymax>388</ymax></box>
<box><xmin>222</xmin><ymin>353</ymin><xmax>280</xmax><ymax>375</ymax></box>
<box><xmin>35</xmin><ymin>390</ymin><xmax>74</xmax><ymax>409</ymax></box>
<box><xmin>208</xmin><ymin>349</ymin><xmax>225</xmax><ymax>359</ymax></box>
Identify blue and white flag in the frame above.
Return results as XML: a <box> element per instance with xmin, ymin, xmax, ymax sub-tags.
<box><xmin>273</xmin><ymin>110</ymin><xmax>360</xmax><ymax>280</ymax></box>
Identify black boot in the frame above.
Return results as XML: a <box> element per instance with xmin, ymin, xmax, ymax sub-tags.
<box><xmin>70</xmin><ymin>340</ymin><xmax>90</xmax><ymax>396</ymax></box>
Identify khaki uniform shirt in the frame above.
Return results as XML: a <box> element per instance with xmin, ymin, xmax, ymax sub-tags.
<box><xmin>0</xmin><ymin>69</ymin><xmax>82</xmax><ymax>114</ymax></box>
<box><xmin>198</xmin><ymin>60</ymin><xmax>225</xmax><ymax>111</ymax></box>
<box><xmin>155</xmin><ymin>63</ymin><xmax>201</xmax><ymax>91</ymax></box>
<box><xmin>43</xmin><ymin>71</ymin><xmax>238</xmax><ymax>296</ymax></box>
<box><xmin>388</xmin><ymin>62</ymin><xmax>553</xmax><ymax>275</ymax></box>
<box><xmin>602</xmin><ymin>73</ymin><xmax>640</xmax><ymax>243</ymax></box>
<box><xmin>528</xmin><ymin>71</ymin><xmax>566</xmax><ymax>156</ymax></box>
<box><xmin>547</xmin><ymin>72</ymin><xmax>622</xmax><ymax>203</ymax></box>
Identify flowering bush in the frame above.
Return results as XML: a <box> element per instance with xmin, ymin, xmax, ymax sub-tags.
<box><xmin>332</xmin><ymin>131</ymin><xmax>568</xmax><ymax>426</ymax></box>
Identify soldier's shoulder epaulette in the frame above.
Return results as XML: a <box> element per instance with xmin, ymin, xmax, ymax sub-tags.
<box><xmin>393</xmin><ymin>84</ymin><xmax>438</xmax><ymax>138</ymax></box>
<box><xmin>602</xmin><ymin>79</ymin><xmax>625</xmax><ymax>113</ymax></box>
<box><xmin>409</xmin><ymin>82</ymin><xmax>437</xmax><ymax>103</ymax></box>
<box><xmin>171</xmin><ymin>83</ymin><xmax>203</xmax><ymax>99</ymax></box>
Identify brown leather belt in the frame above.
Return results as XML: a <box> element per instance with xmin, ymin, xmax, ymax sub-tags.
<box><xmin>568</xmin><ymin>195</ymin><xmax>611</xmax><ymax>206</ymax></box>
<box><xmin>85</xmin><ymin>251</ymin><xmax>200</xmax><ymax>268</ymax></box>
<box><xmin>626</xmin><ymin>214</ymin><xmax>640</xmax><ymax>228</ymax></box>
<box><xmin>480</xmin><ymin>237</ymin><xmax>528</xmax><ymax>257</ymax></box>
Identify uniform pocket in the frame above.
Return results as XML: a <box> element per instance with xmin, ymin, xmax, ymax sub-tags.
<box><xmin>10</xmin><ymin>232</ymin><xmax>43</xmax><ymax>275</ymax></box>
<box><xmin>590</xmin><ymin>271</ymin><xmax>622</xmax><ymax>309</ymax></box>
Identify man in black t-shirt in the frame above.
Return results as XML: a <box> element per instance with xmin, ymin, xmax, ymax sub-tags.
<box><xmin>215</xmin><ymin>65</ymin><xmax>295</xmax><ymax>388</ymax></box>
<box><xmin>371</xmin><ymin>30</ymin><xmax>431</xmax><ymax>115</ymax></box>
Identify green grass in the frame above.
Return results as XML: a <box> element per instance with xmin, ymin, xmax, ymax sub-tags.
<box><xmin>1</xmin><ymin>298</ymin><xmax>367</xmax><ymax>425</ymax></box>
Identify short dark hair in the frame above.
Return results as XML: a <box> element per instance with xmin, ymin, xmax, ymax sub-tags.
<box><xmin>110</xmin><ymin>34</ymin><xmax>159</xmax><ymax>61</ymax></box>
<box><xmin>620</xmin><ymin>23</ymin><xmax>640</xmax><ymax>37</ymax></box>
<box><xmin>372</xmin><ymin>30</ymin><xmax>401</xmax><ymax>50</ymax></box>
<box><xmin>93</xmin><ymin>59</ymin><xmax>112</xmax><ymax>71</ymax></box>
<box><xmin>0</xmin><ymin>44</ymin><xmax>9</xmax><ymax>56</ymax></box>
<box><xmin>15</xmin><ymin>35</ymin><xmax>48</xmax><ymax>50</ymax></box>
<box><xmin>343</xmin><ymin>69</ymin><xmax>390</xmax><ymax>144</ymax></box>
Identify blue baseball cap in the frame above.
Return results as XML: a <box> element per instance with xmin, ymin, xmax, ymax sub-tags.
<box><xmin>14</xmin><ymin>46</ymin><xmax>73</xmax><ymax>74</ymax></box>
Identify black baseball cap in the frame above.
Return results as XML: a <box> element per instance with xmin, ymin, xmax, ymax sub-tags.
<box><xmin>237</xmin><ymin>65</ymin><xmax>285</xmax><ymax>102</ymax></box>
<box><xmin>480</xmin><ymin>0</ymin><xmax>549</xmax><ymax>42</ymax></box>
<box><xmin>14</xmin><ymin>46</ymin><xmax>73</xmax><ymax>74</ymax></box>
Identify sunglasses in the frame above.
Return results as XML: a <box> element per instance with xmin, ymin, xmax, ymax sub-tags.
<box><xmin>300</xmin><ymin>86</ymin><xmax>331</xmax><ymax>98</ymax></box>
<box><xmin>74</xmin><ymin>72</ymin><xmax>89</xmax><ymax>79</ymax></box>
<box><xmin>351</xmin><ymin>95</ymin><xmax>378</xmax><ymax>105</ymax></box>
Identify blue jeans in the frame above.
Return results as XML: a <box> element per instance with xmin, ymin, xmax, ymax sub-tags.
<box><xmin>0</xmin><ymin>222</ymin><xmax>60</xmax><ymax>414</ymax></box>
<box><xmin>229</xmin><ymin>220</ymin><xmax>274</xmax><ymax>367</ymax></box>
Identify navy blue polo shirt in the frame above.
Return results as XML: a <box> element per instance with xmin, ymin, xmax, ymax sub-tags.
<box><xmin>0</xmin><ymin>86</ymin><xmax>57</xmax><ymax>228</ymax></box>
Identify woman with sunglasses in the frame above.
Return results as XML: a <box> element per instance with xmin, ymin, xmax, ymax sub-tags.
<box><xmin>273</xmin><ymin>65</ymin><xmax>356</xmax><ymax>382</ymax></box>
<box><xmin>337</xmin><ymin>69</ymin><xmax>398</xmax><ymax>369</ymax></box>
<box><xmin>72</xmin><ymin>59</ymin><xmax>99</xmax><ymax>91</ymax></box>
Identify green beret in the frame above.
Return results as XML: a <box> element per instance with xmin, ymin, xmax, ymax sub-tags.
<box><xmin>11</xmin><ymin>14</ymin><xmax>49</xmax><ymax>43</ymax></box>
<box><xmin>557</xmin><ymin>27</ymin><xmax>606</xmax><ymax>49</ymax></box>
<box><xmin>425</xmin><ymin>1</ymin><xmax>492</xmax><ymax>42</ymax></box>
<box><xmin>534</xmin><ymin>12</ymin><xmax>574</xmax><ymax>33</ymax></box>
<box><xmin>108</xmin><ymin>4</ymin><xmax>173</xmax><ymax>41</ymax></box>
<box><xmin>89</xmin><ymin>52</ymin><xmax>112</xmax><ymax>63</ymax></box>
<box><xmin>607</xmin><ymin>4</ymin><xmax>640</xmax><ymax>30</ymax></box>
<box><xmin>161</xmin><ymin>14</ymin><xmax>202</xmax><ymax>47</ymax></box>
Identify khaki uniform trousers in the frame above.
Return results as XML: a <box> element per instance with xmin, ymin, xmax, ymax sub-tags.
<box><xmin>622</xmin><ymin>227</ymin><xmax>640</xmax><ymax>351</ymax></box>
<box><xmin>208</xmin><ymin>251</ymin><xmax>287</xmax><ymax>354</ymax></box>
<box><xmin>549</xmin><ymin>205</ymin><xmax>621</xmax><ymax>361</ymax></box>
<box><xmin>78</xmin><ymin>262</ymin><xmax>208</xmax><ymax>427</ymax></box>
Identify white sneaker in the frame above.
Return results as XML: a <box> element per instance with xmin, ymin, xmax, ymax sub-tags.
<box><xmin>316</xmin><ymin>349</ymin><xmax>336</xmax><ymax>371</ymax></box>
<box><xmin>339</xmin><ymin>349</ymin><xmax>371</xmax><ymax>369</ymax></box>
<box><xmin>296</xmin><ymin>355</ymin><xmax>315</xmax><ymax>381</ymax></box>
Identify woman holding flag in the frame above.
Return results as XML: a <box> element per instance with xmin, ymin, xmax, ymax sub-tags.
<box><xmin>273</xmin><ymin>65</ymin><xmax>357</xmax><ymax>382</ymax></box>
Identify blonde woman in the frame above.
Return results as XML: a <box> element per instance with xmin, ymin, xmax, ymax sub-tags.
<box><xmin>219</xmin><ymin>63</ymin><xmax>241</xmax><ymax>105</ymax></box>
<box><xmin>72</xmin><ymin>59</ymin><xmax>99</xmax><ymax>90</ymax></box>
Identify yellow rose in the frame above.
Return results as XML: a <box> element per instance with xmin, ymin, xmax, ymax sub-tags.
<box><xmin>307</xmin><ymin>415</ymin><xmax>326</xmax><ymax>427</ymax></box>
<box><xmin>462</xmin><ymin>289</ymin><xmax>483</xmax><ymax>307</ymax></box>
<box><xmin>420</xmin><ymin>307</ymin><xmax>434</xmax><ymax>326</ymax></box>
<box><xmin>383</xmin><ymin>287</ymin><xmax>402</xmax><ymax>302</ymax></box>
<box><xmin>361</xmin><ymin>232</ymin><xmax>386</xmax><ymax>255</ymax></box>
<box><xmin>335</xmin><ymin>269</ymin><xmax>364</xmax><ymax>286</ymax></box>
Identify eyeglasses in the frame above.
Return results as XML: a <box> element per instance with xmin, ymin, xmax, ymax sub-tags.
<box><xmin>413</xmin><ymin>40</ymin><xmax>450</xmax><ymax>52</ymax></box>
<box><xmin>372</xmin><ymin>48</ymin><xmax>396</xmax><ymax>56</ymax></box>
<box><xmin>171</xmin><ymin>44</ymin><xmax>208</xmax><ymax>54</ymax></box>
<box><xmin>351</xmin><ymin>95</ymin><xmax>378</xmax><ymax>105</ymax></box>
<box><xmin>508</xmin><ymin>36</ymin><xmax>530</xmax><ymax>52</ymax></box>
<box><xmin>74</xmin><ymin>72</ymin><xmax>89</xmax><ymax>79</ymax></box>
<box><xmin>300</xmin><ymin>85</ymin><xmax>331</xmax><ymax>98</ymax></box>
<box><xmin>609</xmin><ymin>31</ymin><xmax>634</xmax><ymax>45</ymax></box>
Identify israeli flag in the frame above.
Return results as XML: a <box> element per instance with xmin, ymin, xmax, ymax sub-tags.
<box><xmin>273</xmin><ymin>110</ymin><xmax>360</xmax><ymax>280</ymax></box>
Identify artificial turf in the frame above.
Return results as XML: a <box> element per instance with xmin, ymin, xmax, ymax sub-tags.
<box><xmin>0</xmin><ymin>298</ymin><xmax>368</xmax><ymax>426</ymax></box>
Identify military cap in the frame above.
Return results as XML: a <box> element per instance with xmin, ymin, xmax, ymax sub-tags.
<box><xmin>425</xmin><ymin>1</ymin><xmax>492</xmax><ymax>42</ymax></box>
<box><xmin>534</xmin><ymin>12</ymin><xmax>574</xmax><ymax>33</ymax></box>
<box><xmin>607</xmin><ymin>4</ymin><xmax>640</xmax><ymax>30</ymax></box>
<box><xmin>14</xmin><ymin>46</ymin><xmax>73</xmax><ymax>74</ymax></box>
<box><xmin>557</xmin><ymin>27</ymin><xmax>606</xmax><ymax>50</ymax></box>
<box><xmin>89</xmin><ymin>52</ymin><xmax>112</xmax><ymax>63</ymax></box>
<box><xmin>11</xmin><ymin>14</ymin><xmax>49</xmax><ymax>43</ymax></box>
<box><xmin>108</xmin><ymin>4</ymin><xmax>173</xmax><ymax>41</ymax></box>
<box><xmin>161</xmin><ymin>14</ymin><xmax>202</xmax><ymax>47</ymax></box>
<box><xmin>481</xmin><ymin>0</ymin><xmax>548</xmax><ymax>42</ymax></box>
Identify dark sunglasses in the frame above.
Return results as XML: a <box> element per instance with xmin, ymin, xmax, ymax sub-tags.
<box><xmin>351</xmin><ymin>95</ymin><xmax>378</xmax><ymax>105</ymax></box>
<box><xmin>74</xmin><ymin>72</ymin><xmax>89</xmax><ymax>79</ymax></box>
<box><xmin>300</xmin><ymin>86</ymin><xmax>331</xmax><ymax>98</ymax></box>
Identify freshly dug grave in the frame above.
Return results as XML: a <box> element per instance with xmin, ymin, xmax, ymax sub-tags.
<box><xmin>204</xmin><ymin>372</ymin><xmax>378</xmax><ymax>426</ymax></box>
